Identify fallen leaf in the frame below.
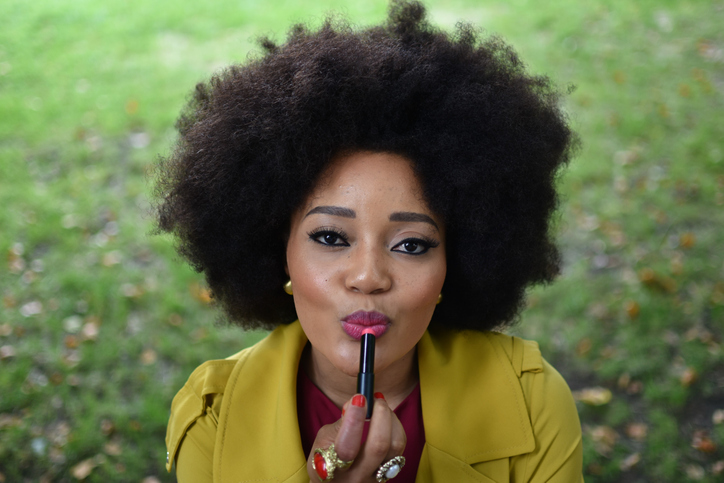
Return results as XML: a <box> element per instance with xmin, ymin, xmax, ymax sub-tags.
<box><xmin>692</xmin><ymin>430</ymin><xmax>717</xmax><ymax>453</ymax></box>
<box><xmin>680</xmin><ymin>232</ymin><xmax>696</xmax><ymax>249</ymax></box>
<box><xmin>49</xmin><ymin>447</ymin><xmax>66</xmax><ymax>464</ymax></box>
<box><xmin>576</xmin><ymin>338</ymin><xmax>592</xmax><ymax>356</ymax></box>
<box><xmin>638</xmin><ymin>268</ymin><xmax>677</xmax><ymax>293</ymax></box>
<box><xmin>48</xmin><ymin>421</ymin><xmax>71</xmax><ymax>446</ymax></box>
<box><xmin>64</xmin><ymin>335</ymin><xmax>79</xmax><ymax>349</ymax></box>
<box><xmin>587</xmin><ymin>302</ymin><xmax>609</xmax><ymax>320</ymax></box>
<box><xmin>167</xmin><ymin>313</ymin><xmax>183</xmax><ymax>326</ymax></box>
<box><xmin>140</xmin><ymin>348</ymin><xmax>157</xmax><ymax>365</ymax></box>
<box><xmin>685</xmin><ymin>464</ymin><xmax>705</xmax><ymax>480</ymax></box>
<box><xmin>63</xmin><ymin>316</ymin><xmax>83</xmax><ymax>333</ymax></box>
<box><xmin>71</xmin><ymin>458</ymin><xmax>96</xmax><ymax>480</ymax></box>
<box><xmin>0</xmin><ymin>345</ymin><xmax>16</xmax><ymax>360</ymax></box>
<box><xmin>0</xmin><ymin>324</ymin><xmax>11</xmax><ymax>336</ymax></box>
<box><xmin>713</xmin><ymin>409</ymin><xmax>724</xmax><ymax>425</ymax></box>
<box><xmin>100</xmin><ymin>419</ymin><xmax>115</xmax><ymax>436</ymax></box>
<box><xmin>81</xmin><ymin>321</ymin><xmax>99</xmax><ymax>342</ymax></box>
<box><xmin>712</xmin><ymin>460</ymin><xmax>724</xmax><ymax>476</ymax></box>
<box><xmin>0</xmin><ymin>414</ymin><xmax>23</xmax><ymax>429</ymax></box>
<box><xmin>2</xmin><ymin>295</ymin><xmax>16</xmax><ymax>308</ymax></box>
<box><xmin>590</xmin><ymin>425</ymin><xmax>618</xmax><ymax>455</ymax></box>
<box><xmin>104</xmin><ymin>441</ymin><xmax>122</xmax><ymax>456</ymax></box>
<box><xmin>678</xmin><ymin>83</ymin><xmax>691</xmax><ymax>98</ymax></box>
<box><xmin>680</xmin><ymin>367</ymin><xmax>698</xmax><ymax>387</ymax></box>
<box><xmin>121</xmin><ymin>283</ymin><xmax>144</xmax><ymax>298</ymax></box>
<box><xmin>189</xmin><ymin>283</ymin><xmax>213</xmax><ymax>304</ymax></box>
<box><xmin>63</xmin><ymin>351</ymin><xmax>82</xmax><ymax>368</ymax></box>
<box><xmin>625</xmin><ymin>423</ymin><xmax>648</xmax><ymax>441</ymax></box>
<box><xmin>586</xmin><ymin>463</ymin><xmax>603</xmax><ymax>475</ymax></box>
<box><xmin>620</xmin><ymin>452</ymin><xmax>640</xmax><ymax>471</ymax></box>
<box><xmin>624</xmin><ymin>300</ymin><xmax>640</xmax><ymax>319</ymax></box>
<box><xmin>101</xmin><ymin>251</ymin><xmax>122</xmax><ymax>267</ymax></box>
<box><xmin>574</xmin><ymin>387</ymin><xmax>612</xmax><ymax>406</ymax></box>
<box><xmin>141</xmin><ymin>477</ymin><xmax>161</xmax><ymax>483</ymax></box>
<box><xmin>19</xmin><ymin>301</ymin><xmax>42</xmax><ymax>317</ymax></box>
<box><xmin>617</xmin><ymin>373</ymin><xmax>631</xmax><ymax>390</ymax></box>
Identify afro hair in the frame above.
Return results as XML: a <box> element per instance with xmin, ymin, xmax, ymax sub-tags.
<box><xmin>153</xmin><ymin>0</ymin><xmax>577</xmax><ymax>331</ymax></box>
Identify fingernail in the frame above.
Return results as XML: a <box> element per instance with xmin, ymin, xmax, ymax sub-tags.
<box><xmin>352</xmin><ymin>394</ymin><xmax>366</xmax><ymax>407</ymax></box>
<box><xmin>374</xmin><ymin>392</ymin><xmax>385</xmax><ymax>400</ymax></box>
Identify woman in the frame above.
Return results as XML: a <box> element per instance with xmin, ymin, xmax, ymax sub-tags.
<box><xmin>156</xmin><ymin>1</ymin><xmax>582</xmax><ymax>482</ymax></box>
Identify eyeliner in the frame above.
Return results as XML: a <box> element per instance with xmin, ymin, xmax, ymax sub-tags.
<box><xmin>356</xmin><ymin>330</ymin><xmax>375</xmax><ymax>418</ymax></box>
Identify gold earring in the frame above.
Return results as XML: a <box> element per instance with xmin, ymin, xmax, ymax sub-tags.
<box><xmin>437</xmin><ymin>293</ymin><xmax>443</xmax><ymax>305</ymax></box>
<box><xmin>283</xmin><ymin>280</ymin><xmax>293</xmax><ymax>295</ymax></box>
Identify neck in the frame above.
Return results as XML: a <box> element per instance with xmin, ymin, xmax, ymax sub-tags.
<box><xmin>302</xmin><ymin>343</ymin><xmax>419</xmax><ymax>411</ymax></box>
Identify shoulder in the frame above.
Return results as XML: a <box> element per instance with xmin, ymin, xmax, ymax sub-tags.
<box><xmin>426</xmin><ymin>328</ymin><xmax>544</xmax><ymax>377</ymax></box>
<box><xmin>483</xmin><ymin>332</ymin><xmax>583</xmax><ymax>482</ymax></box>
<box><xmin>164</xmin><ymin>348</ymin><xmax>251</xmax><ymax>472</ymax></box>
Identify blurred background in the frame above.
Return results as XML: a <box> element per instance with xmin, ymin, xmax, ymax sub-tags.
<box><xmin>1</xmin><ymin>0</ymin><xmax>722</xmax><ymax>481</ymax></box>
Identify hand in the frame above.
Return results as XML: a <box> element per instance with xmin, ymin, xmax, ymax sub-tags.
<box><xmin>306</xmin><ymin>393</ymin><xmax>407</xmax><ymax>482</ymax></box>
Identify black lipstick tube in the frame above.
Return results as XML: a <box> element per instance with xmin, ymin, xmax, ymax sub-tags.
<box><xmin>356</xmin><ymin>332</ymin><xmax>375</xmax><ymax>418</ymax></box>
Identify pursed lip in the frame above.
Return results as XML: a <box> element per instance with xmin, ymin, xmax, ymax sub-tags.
<box><xmin>341</xmin><ymin>310</ymin><xmax>390</xmax><ymax>339</ymax></box>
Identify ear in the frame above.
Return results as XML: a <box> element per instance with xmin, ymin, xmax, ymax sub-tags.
<box><xmin>284</xmin><ymin>263</ymin><xmax>289</xmax><ymax>276</ymax></box>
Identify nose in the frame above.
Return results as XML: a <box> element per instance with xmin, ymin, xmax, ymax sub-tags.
<box><xmin>344</xmin><ymin>245</ymin><xmax>392</xmax><ymax>295</ymax></box>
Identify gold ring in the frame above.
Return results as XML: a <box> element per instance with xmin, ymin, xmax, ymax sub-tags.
<box><xmin>376</xmin><ymin>455</ymin><xmax>405</xmax><ymax>482</ymax></box>
<box><xmin>312</xmin><ymin>444</ymin><xmax>353</xmax><ymax>482</ymax></box>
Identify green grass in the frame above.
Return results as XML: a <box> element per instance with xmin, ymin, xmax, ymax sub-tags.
<box><xmin>1</xmin><ymin>0</ymin><xmax>723</xmax><ymax>481</ymax></box>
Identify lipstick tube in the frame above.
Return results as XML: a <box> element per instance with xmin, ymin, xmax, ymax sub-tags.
<box><xmin>356</xmin><ymin>331</ymin><xmax>375</xmax><ymax>418</ymax></box>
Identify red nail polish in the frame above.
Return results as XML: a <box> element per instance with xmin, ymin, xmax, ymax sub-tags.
<box><xmin>342</xmin><ymin>408</ymin><xmax>345</xmax><ymax>416</ymax></box>
<box><xmin>374</xmin><ymin>392</ymin><xmax>385</xmax><ymax>400</ymax></box>
<box><xmin>352</xmin><ymin>394</ymin><xmax>366</xmax><ymax>407</ymax></box>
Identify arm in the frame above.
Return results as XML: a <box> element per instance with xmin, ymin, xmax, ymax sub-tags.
<box><xmin>511</xmin><ymin>358</ymin><xmax>584</xmax><ymax>482</ymax></box>
<box><xmin>175</xmin><ymin>404</ymin><xmax>217</xmax><ymax>483</ymax></box>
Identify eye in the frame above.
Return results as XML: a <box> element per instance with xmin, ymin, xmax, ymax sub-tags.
<box><xmin>391</xmin><ymin>237</ymin><xmax>439</xmax><ymax>255</ymax></box>
<box><xmin>308</xmin><ymin>229</ymin><xmax>349</xmax><ymax>247</ymax></box>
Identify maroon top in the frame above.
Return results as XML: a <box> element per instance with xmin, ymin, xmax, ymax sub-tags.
<box><xmin>297</xmin><ymin>368</ymin><xmax>425</xmax><ymax>482</ymax></box>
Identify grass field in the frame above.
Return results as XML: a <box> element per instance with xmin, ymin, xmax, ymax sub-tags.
<box><xmin>1</xmin><ymin>0</ymin><xmax>723</xmax><ymax>481</ymax></box>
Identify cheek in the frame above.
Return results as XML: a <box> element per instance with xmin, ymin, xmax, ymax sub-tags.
<box><xmin>406</xmin><ymin>262</ymin><xmax>446</xmax><ymax>306</ymax></box>
<box><xmin>287</xmin><ymin>249</ymin><xmax>335</xmax><ymax>316</ymax></box>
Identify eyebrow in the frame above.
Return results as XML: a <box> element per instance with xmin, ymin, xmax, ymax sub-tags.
<box><xmin>304</xmin><ymin>206</ymin><xmax>356</xmax><ymax>218</ymax></box>
<box><xmin>389</xmin><ymin>211</ymin><xmax>439</xmax><ymax>230</ymax></box>
<box><xmin>304</xmin><ymin>206</ymin><xmax>438</xmax><ymax>230</ymax></box>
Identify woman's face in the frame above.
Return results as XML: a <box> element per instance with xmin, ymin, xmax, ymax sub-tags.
<box><xmin>286</xmin><ymin>151</ymin><xmax>446</xmax><ymax>378</ymax></box>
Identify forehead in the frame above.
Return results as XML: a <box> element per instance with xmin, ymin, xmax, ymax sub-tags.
<box><xmin>304</xmin><ymin>151</ymin><xmax>427</xmax><ymax>208</ymax></box>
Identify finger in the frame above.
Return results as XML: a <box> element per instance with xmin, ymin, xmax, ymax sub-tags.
<box><xmin>366</xmin><ymin>393</ymin><xmax>406</xmax><ymax>459</ymax></box>
<box><xmin>333</xmin><ymin>394</ymin><xmax>367</xmax><ymax>462</ymax></box>
<box><xmin>387</xmin><ymin>403</ymin><xmax>407</xmax><ymax>459</ymax></box>
<box><xmin>358</xmin><ymin>394</ymin><xmax>394</xmax><ymax>464</ymax></box>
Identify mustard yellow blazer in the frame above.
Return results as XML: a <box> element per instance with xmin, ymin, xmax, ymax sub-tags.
<box><xmin>166</xmin><ymin>322</ymin><xmax>583</xmax><ymax>482</ymax></box>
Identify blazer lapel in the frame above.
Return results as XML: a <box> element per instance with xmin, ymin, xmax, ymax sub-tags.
<box><xmin>417</xmin><ymin>328</ymin><xmax>535</xmax><ymax>473</ymax></box>
<box><xmin>215</xmin><ymin>322</ymin><xmax>309</xmax><ymax>483</ymax></box>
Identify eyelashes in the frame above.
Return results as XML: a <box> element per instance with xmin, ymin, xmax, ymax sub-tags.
<box><xmin>307</xmin><ymin>227</ymin><xmax>350</xmax><ymax>247</ymax></box>
<box><xmin>307</xmin><ymin>228</ymin><xmax>439</xmax><ymax>255</ymax></box>
<box><xmin>391</xmin><ymin>236</ymin><xmax>439</xmax><ymax>255</ymax></box>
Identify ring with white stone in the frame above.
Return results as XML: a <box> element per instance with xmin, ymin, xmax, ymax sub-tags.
<box><xmin>375</xmin><ymin>455</ymin><xmax>405</xmax><ymax>483</ymax></box>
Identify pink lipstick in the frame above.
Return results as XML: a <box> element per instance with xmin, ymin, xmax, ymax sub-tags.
<box><xmin>357</xmin><ymin>329</ymin><xmax>375</xmax><ymax>418</ymax></box>
<box><xmin>342</xmin><ymin>311</ymin><xmax>390</xmax><ymax>339</ymax></box>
